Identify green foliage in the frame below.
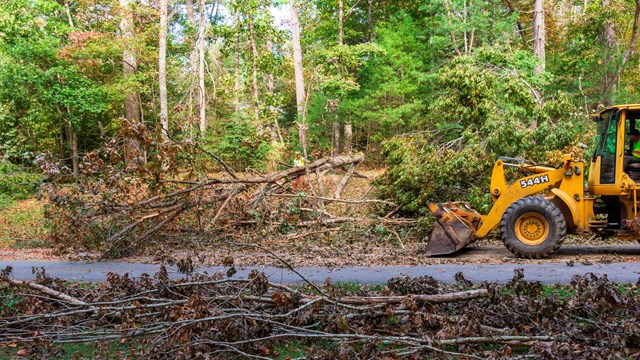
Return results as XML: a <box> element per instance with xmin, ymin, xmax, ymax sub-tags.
<box><xmin>0</xmin><ymin>0</ymin><xmax>117</xmax><ymax>162</ymax></box>
<box><xmin>304</xmin><ymin>42</ymin><xmax>384</xmax><ymax>153</ymax></box>
<box><xmin>375</xmin><ymin>48</ymin><xmax>588</xmax><ymax>215</ymax></box>
<box><xmin>0</xmin><ymin>161</ymin><xmax>41</xmax><ymax>206</ymax></box>
<box><xmin>421</xmin><ymin>0</ymin><xmax>519</xmax><ymax>57</ymax></box>
<box><xmin>375</xmin><ymin>135</ymin><xmax>494</xmax><ymax>215</ymax></box>
<box><xmin>205</xmin><ymin>117</ymin><xmax>271</xmax><ymax>170</ymax></box>
<box><xmin>0</xmin><ymin>0</ymin><xmax>638</xmax><ymax>235</ymax></box>
<box><xmin>341</xmin><ymin>14</ymin><xmax>428</xmax><ymax>148</ymax></box>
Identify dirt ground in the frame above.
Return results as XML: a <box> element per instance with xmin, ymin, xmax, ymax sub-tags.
<box><xmin>3</xmin><ymin>239</ymin><xmax>640</xmax><ymax>269</ymax></box>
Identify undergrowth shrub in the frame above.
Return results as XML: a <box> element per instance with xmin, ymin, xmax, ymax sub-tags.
<box><xmin>0</xmin><ymin>160</ymin><xmax>41</xmax><ymax>208</ymax></box>
<box><xmin>206</xmin><ymin>118</ymin><xmax>271</xmax><ymax>171</ymax></box>
<box><xmin>375</xmin><ymin>47</ymin><xmax>591</xmax><ymax>217</ymax></box>
<box><xmin>375</xmin><ymin>135</ymin><xmax>494</xmax><ymax>216</ymax></box>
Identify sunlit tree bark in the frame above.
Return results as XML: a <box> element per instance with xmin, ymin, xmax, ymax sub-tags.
<box><xmin>533</xmin><ymin>0</ymin><xmax>545</xmax><ymax>74</ymax></box>
<box><xmin>159</xmin><ymin>0</ymin><xmax>168</xmax><ymax>138</ymax></box>
<box><xmin>290</xmin><ymin>0</ymin><xmax>308</xmax><ymax>156</ymax></box>
<box><xmin>197</xmin><ymin>0</ymin><xmax>206</xmax><ymax>134</ymax></box>
<box><xmin>120</xmin><ymin>0</ymin><xmax>142</xmax><ymax>163</ymax></box>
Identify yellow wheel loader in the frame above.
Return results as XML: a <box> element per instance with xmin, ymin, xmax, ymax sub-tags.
<box><xmin>426</xmin><ymin>104</ymin><xmax>640</xmax><ymax>258</ymax></box>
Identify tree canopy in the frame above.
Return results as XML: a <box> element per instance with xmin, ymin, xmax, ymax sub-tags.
<box><xmin>0</xmin><ymin>0</ymin><xmax>638</xmax><ymax>210</ymax></box>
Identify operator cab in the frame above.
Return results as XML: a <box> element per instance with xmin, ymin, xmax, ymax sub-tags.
<box><xmin>590</xmin><ymin>105</ymin><xmax>640</xmax><ymax>188</ymax></box>
<box><xmin>589</xmin><ymin>105</ymin><xmax>640</xmax><ymax>233</ymax></box>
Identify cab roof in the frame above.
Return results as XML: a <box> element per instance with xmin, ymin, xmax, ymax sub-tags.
<box><xmin>599</xmin><ymin>104</ymin><xmax>640</xmax><ymax>113</ymax></box>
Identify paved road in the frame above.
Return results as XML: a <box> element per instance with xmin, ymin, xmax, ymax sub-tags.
<box><xmin>2</xmin><ymin>260</ymin><xmax>640</xmax><ymax>284</ymax></box>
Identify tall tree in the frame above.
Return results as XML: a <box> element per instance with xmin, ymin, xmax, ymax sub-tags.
<box><xmin>186</xmin><ymin>0</ymin><xmax>198</xmax><ymax>136</ymax></box>
<box><xmin>290</xmin><ymin>0</ymin><xmax>307</xmax><ymax>155</ymax></box>
<box><xmin>533</xmin><ymin>0</ymin><xmax>545</xmax><ymax>74</ymax></box>
<box><xmin>234</xmin><ymin>7</ymin><xmax>241</xmax><ymax>112</ymax></box>
<box><xmin>120</xmin><ymin>0</ymin><xmax>142</xmax><ymax>163</ymax></box>
<box><xmin>197</xmin><ymin>0</ymin><xmax>206</xmax><ymax>134</ymax></box>
<box><xmin>337</xmin><ymin>0</ymin><xmax>355</xmax><ymax>154</ymax></box>
<box><xmin>63</xmin><ymin>0</ymin><xmax>79</xmax><ymax>176</ymax></box>
<box><xmin>291</xmin><ymin>0</ymin><xmax>305</xmax><ymax>116</ymax></box>
<box><xmin>248</xmin><ymin>3</ymin><xmax>260</xmax><ymax>122</ymax></box>
<box><xmin>159</xmin><ymin>0</ymin><xmax>169</xmax><ymax>138</ymax></box>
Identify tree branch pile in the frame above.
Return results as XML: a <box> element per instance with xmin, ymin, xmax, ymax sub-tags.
<box><xmin>1</xmin><ymin>266</ymin><xmax>639</xmax><ymax>358</ymax></box>
<box><xmin>40</xmin><ymin>125</ymin><xmax>406</xmax><ymax>258</ymax></box>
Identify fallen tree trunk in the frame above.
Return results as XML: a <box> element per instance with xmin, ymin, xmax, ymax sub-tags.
<box><xmin>0</xmin><ymin>276</ymin><xmax>87</xmax><ymax>306</ymax></box>
<box><xmin>87</xmin><ymin>154</ymin><xmax>376</xmax><ymax>259</ymax></box>
<box><xmin>337</xmin><ymin>289</ymin><xmax>489</xmax><ymax>305</ymax></box>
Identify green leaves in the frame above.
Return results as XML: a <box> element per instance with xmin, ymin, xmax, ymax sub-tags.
<box><xmin>314</xmin><ymin>43</ymin><xmax>383</xmax><ymax>97</ymax></box>
<box><xmin>0</xmin><ymin>0</ymin><xmax>115</xmax><ymax>162</ymax></box>
<box><xmin>375</xmin><ymin>46</ymin><xmax>588</xmax><ymax>215</ymax></box>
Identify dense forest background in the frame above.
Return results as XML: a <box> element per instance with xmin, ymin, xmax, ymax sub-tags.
<box><xmin>1</xmin><ymin>0</ymin><xmax>639</xmax><ymax>216</ymax></box>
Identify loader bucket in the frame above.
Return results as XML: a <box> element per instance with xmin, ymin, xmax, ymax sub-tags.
<box><xmin>425</xmin><ymin>202</ymin><xmax>482</xmax><ymax>256</ymax></box>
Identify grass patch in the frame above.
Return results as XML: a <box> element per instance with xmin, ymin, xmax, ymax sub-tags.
<box><xmin>273</xmin><ymin>341</ymin><xmax>307</xmax><ymax>359</ymax></box>
<box><xmin>0</xmin><ymin>340</ymin><xmax>143</xmax><ymax>359</ymax></box>
<box><xmin>272</xmin><ymin>339</ymin><xmax>337</xmax><ymax>359</ymax></box>
<box><xmin>330</xmin><ymin>281</ymin><xmax>383</xmax><ymax>293</ymax></box>
<box><xmin>0</xmin><ymin>198</ymin><xmax>48</xmax><ymax>248</ymax></box>
<box><xmin>542</xmin><ymin>284</ymin><xmax>575</xmax><ymax>299</ymax></box>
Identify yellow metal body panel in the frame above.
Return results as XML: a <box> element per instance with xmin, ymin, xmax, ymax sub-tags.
<box><xmin>476</xmin><ymin>155</ymin><xmax>588</xmax><ymax>237</ymax></box>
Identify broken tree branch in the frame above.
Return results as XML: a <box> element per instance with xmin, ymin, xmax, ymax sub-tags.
<box><xmin>1</xmin><ymin>276</ymin><xmax>87</xmax><ymax>306</ymax></box>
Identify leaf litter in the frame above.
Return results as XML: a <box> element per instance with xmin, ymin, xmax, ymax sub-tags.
<box><xmin>1</xmin><ymin>262</ymin><xmax>639</xmax><ymax>359</ymax></box>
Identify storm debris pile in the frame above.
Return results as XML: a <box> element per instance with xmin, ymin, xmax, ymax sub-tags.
<box><xmin>42</xmin><ymin>137</ymin><xmax>413</xmax><ymax>260</ymax></box>
<box><xmin>1</xmin><ymin>267</ymin><xmax>639</xmax><ymax>359</ymax></box>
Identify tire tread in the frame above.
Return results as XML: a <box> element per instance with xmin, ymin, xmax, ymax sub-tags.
<box><xmin>500</xmin><ymin>196</ymin><xmax>567</xmax><ymax>259</ymax></box>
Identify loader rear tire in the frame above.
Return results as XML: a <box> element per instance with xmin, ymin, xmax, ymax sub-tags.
<box><xmin>500</xmin><ymin>196</ymin><xmax>566</xmax><ymax>259</ymax></box>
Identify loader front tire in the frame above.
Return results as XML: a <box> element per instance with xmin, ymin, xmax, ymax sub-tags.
<box><xmin>500</xmin><ymin>196</ymin><xmax>566</xmax><ymax>259</ymax></box>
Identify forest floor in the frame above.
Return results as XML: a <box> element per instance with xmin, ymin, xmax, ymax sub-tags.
<box><xmin>1</xmin><ymin>170</ymin><xmax>640</xmax><ymax>267</ymax></box>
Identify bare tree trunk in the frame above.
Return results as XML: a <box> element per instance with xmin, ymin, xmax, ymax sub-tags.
<box><xmin>343</xmin><ymin>121</ymin><xmax>352</xmax><ymax>154</ymax></box>
<box><xmin>197</xmin><ymin>0</ymin><xmax>206</xmax><ymax>135</ymax></box>
<box><xmin>336</xmin><ymin>0</ymin><xmax>346</xmax><ymax>154</ymax></box>
<box><xmin>533</xmin><ymin>0</ymin><xmax>546</xmax><ymax>74</ymax></box>
<box><xmin>601</xmin><ymin>0</ymin><xmax>616</xmax><ymax>103</ymax></box>
<box><xmin>186</xmin><ymin>0</ymin><xmax>197</xmax><ymax>139</ymax></box>
<box><xmin>333</xmin><ymin>0</ymin><xmax>353</xmax><ymax>154</ymax></box>
<box><xmin>187</xmin><ymin>0</ymin><xmax>200</xmax><ymax>129</ymax></box>
<box><xmin>63</xmin><ymin>122</ymin><xmax>79</xmax><ymax>178</ymax></box>
<box><xmin>443</xmin><ymin>0</ymin><xmax>462</xmax><ymax>56</ymax></box>
<box><xmin>602</xmin><ymin>0</ymin><xmax>617</xmax><ymax>49</ymax></box>
<box><xmin>463</xmin><ymin>0</ymin><xmax>468</xmax><ymax>54</ymax></box>
<box><xmin>332</xmin><ymin>116</ymin><xmax>341</xmax><ymax>157</ymax></box>
<box><xmin>70</xmin><ymin>126</ymin><xmax>78</xmax><ymax>177</ymax></box>
<box><xmin>159</xmin><ymin>0</ymin><xmax>169</xmax><ymax>139</ymax></box>
<box><xmin>248</xmin><ymin>8</ymin><xmax>260</xmax><ymax>122</ymax></box>
<box><xmin>187</xmin><ymin>0</ymin><xmax>196</xmax><ymax>68</ymax></box>
<box><xmin>120</xmin><ymin>0</ymin><xmax>141</xmax><ymax>164</ymax></box>
<box><xmin>64</xmin><ymin>1</ymin><xmax>74</xmax><ymax>27</ymax></box>
<box><xmin>98</xmin><ymin>121</ymin><xmax>105</xmax><ymax>137</ymax></box>
<box><xmin>291</xmin><ymin>0</ymin><xmax>305</xmax><ymax>117</ymax></box>
<box><xmin>234</xmin><ymin>8</ymin><xmax>241</xmax><ymax>113</ymax></box>
<box><xmin>290</xmin><ymin>0</ymin><xmax>308</xmax><ymax>159</ymax></box>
